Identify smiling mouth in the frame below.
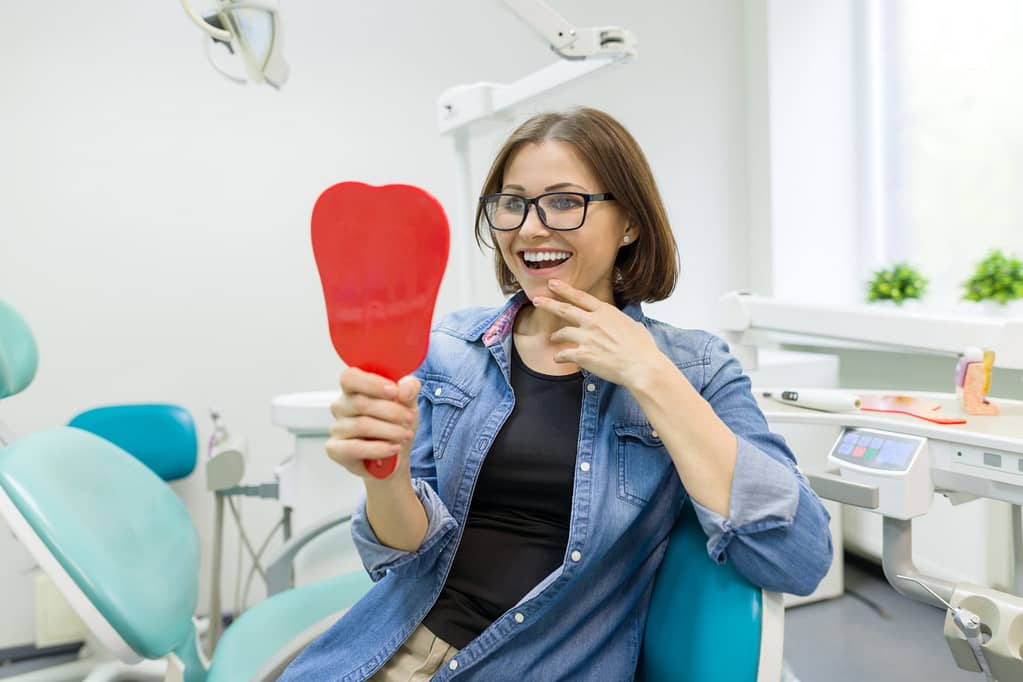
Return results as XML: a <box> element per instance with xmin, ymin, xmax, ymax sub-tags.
<box><xmin>521</xmin><ymin>251</ymin><xmax>572</xmax><ymax>270</ymax></box>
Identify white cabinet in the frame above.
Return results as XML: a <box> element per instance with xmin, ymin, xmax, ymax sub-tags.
<box><xmin>744</xmin><ymin>350</ymin><xmax>845</xmax><ymax>607</ymax></box>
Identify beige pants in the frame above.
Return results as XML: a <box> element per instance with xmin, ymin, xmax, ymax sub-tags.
<box><xmin>367</xmin><ymin>624</ymin><xmax>460</xmax><ymax>682</ymax></box>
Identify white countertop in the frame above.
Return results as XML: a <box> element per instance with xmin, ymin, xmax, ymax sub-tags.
<box><xmin>757</xmin><ymin>389</ymin><xmax>1023</xmax><ymax>454</ymax></box>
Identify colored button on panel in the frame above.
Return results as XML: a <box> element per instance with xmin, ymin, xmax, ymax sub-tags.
<box><xmin>864</xmin><ymin>448</ymin><xmax>879</xmax><ymax>459</ymax></box>
<box><xmin>852</xmin><ymin>445</ymin><xmax>867</xmax><ymax>459</ymax></box>
<box><xmin>837</xmin><ymin>442</ymin><xmax>854</xmax><ymax>456</ymax></box>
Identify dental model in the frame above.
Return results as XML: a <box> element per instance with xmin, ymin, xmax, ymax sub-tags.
<box><xmin>957</xmin><ymin>346</ymin><xmax>1000</xmax><ymax>416</ymax></box>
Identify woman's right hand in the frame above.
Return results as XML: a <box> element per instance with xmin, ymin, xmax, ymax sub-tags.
<box><xmin>327</xmin><ymin>367</ymin><xmax>421</xmax><ymax>484</ymax></box>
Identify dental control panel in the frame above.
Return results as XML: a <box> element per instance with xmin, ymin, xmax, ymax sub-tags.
<box><xmin>828</xmin><ymin>426</ymin><xmax>1023</xmax><ymax>518</ymax></box>
<box><xmin>831</xmin><ymin>429</ymin><xmax>922</xmax><ymax>472</ymax></box>
<box><xmin>829</xmin><ymin>427</ymin><xmax>932</xmax><ymax>519</ymax></box>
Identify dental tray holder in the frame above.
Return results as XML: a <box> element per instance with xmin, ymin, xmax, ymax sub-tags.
<box><xmin>807</xmin><ymin>469</ymin><xmax>1023</xmax><ymax>679</ymax></box>
<box><xmin>943</xmin><ymin>584</ymin><xmax>1023</xmax><ymax>680</ymax></box>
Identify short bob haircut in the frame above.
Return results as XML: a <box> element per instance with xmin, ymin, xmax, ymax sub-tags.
<box><xmin>475</xmin><ymin>107</ymin><xmax>679</xmax><ymax>305</ymax></box>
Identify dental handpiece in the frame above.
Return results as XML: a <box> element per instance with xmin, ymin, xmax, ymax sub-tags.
<box><xmin>953</xmin><ymin>609</ymin><xmax>995</xmax><ymax>681</ymax></box>
<box><xmin>761</xmin><ymin>389</ymin><xmax>862</xmax><ymax>413</ymax></box>
<box><xmin>897</xmin><ymin>575</ymin><xmax>995</xmax><ymax>681</ymax></box>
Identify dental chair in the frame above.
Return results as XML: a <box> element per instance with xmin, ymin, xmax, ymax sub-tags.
<box><xmin>0</xmin><ymin>297</ymin><xmax>784</xmax><ymax>681</ymax></box>
<box><xmin>0</xmin><ymin>300</ymin><xmax>372</xmax><ymax>681</ymax></box>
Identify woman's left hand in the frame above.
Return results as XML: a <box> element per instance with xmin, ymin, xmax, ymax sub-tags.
<box><xmin>533</xmin><ymin>279</ymin><xmax>667</xmax><ymax>389</ymax></box>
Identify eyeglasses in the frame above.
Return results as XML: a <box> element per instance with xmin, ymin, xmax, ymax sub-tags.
<box><xmin>479</xmin><ymin>192</ymin><xmax>616</xmax><ymax>231</ymax></box>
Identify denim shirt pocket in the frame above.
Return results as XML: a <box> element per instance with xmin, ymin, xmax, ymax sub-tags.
<box><xmin>614</xmin><ymin>423</ymin><xmax>672</xmax><ymax>507</ymax></box>
<box><xmin>421</xmin><ymin>375</ymin><xmax>474</xmax><ymax>460</ymax></box>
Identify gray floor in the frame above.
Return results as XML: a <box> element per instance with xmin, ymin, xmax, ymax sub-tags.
<box><xmin>784</xmin><ymin>556</ymin><xmax>980</xmax><ymax>682</ymax></box>
<box><xmin>0</xmin><ymin>652</ymin><xmax>79</xmax><ymax>679</ymax></box>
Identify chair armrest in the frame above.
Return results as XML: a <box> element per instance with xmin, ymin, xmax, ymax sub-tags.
<box><xmin>757</xmin><ymin>590</ymin><xmax>785</xmax><ymax>682</ymax></box>
<box><xmin>251</xmin><ymin>610</ymin><xmax>346</xmax><ymax>682</ymax></box>
<box><xmin>264</xmin><ymin>511</ymin><xmax>352</xmax><ymax>596</ymax></box>
<box><xmin>206</xmin><ymin>570</ymin><xmax>373</xmax><ymax>682</ymax></box>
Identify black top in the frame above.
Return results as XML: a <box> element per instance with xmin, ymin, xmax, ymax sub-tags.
<box><xmin>422</xmin><ymin>344</ymin><xmax>582</xmax><ymax>648</ymax></box>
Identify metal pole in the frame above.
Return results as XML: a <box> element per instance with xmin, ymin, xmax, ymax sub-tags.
<box><xmin>882</xmin><ymin>517</ymin><xmax>956</xmax><ymax>609</ymax></box>
<box><xmin>1013</xmin><ymin>504</ymin><xmax>1023</xmax><ymax>597</ymax></box>
<box><xmin>208</xmin><ymin>492</ymin><xmax>225</xmax><ymax>654</ymax></box>
<box><xmin>452</xmin><ymin>127</ymin><xmax>475</xmax><ymax>309</ymax></box>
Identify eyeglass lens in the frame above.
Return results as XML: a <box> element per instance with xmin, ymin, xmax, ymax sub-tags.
<box><xmin>485</xmin><ymin>193</ymin><xmax>588</xmax><ymax>230</ymax></box>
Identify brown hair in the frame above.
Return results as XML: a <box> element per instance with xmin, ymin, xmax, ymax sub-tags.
<box><xmin>474</xmin><ymin>107</ymin><xmax>679</xmax><ymax>304</ymax></box>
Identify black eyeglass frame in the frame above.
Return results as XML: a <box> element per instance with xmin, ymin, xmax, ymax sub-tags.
<box><xmin>479</xmin><ymin>191</ymin><xmax>616</xmax><ymax>231</ymax></box>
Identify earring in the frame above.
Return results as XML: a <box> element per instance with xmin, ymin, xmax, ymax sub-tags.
<box><xmin>623</xmin><ymin>235</ymin><xmax>631</xmax><ymax>244</ymax></box>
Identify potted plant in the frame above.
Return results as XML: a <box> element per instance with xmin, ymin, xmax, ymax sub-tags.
<box><xmin>962</xmin><ymin>249</ymin><xmax>1023</xmax><ymax>314</ymax></box>
<box><xmin>866</xmin><ymin>262</ymin><xmax>928</xmax><ymax>306</ymax></box>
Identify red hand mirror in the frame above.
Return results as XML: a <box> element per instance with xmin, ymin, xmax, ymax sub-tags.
<box><xmin>311</xmin><ymin>182</ymin><xmax>449</xmax><ymax>478</ymax></box>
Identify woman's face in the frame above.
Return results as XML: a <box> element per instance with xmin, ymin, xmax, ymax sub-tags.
<box><xmin>492</xmin><ymin>140</ymin><xmax>632</xmax><ymax>306</ymax></box>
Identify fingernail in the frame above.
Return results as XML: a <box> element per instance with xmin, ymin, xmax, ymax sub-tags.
<box><xmin>383</xmin><ymin>384</ymin><xmax>397</xmax><ymax>398</ymax></box>
<box><xmin>549</xmin><ymin>279</ymin><xmax>561</xmax><ymax>287</ymax></box>
<box><xmin>534</xmin><ymin>296</ymin><xmax>547</xmax><ymax>304</ymax></box>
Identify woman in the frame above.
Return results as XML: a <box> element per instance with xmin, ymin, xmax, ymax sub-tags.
<box><xmin>281</xmin><ymin>107</ymin><xmax>832</xmax><ymax>681</ymax></box>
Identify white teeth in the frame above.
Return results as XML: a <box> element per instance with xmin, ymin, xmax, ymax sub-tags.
<box><xmin>522</xmin><ymin>251</ymin><xmax>571</xmax><ymax>262</ymax></box>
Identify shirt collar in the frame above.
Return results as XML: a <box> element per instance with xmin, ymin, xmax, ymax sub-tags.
<box><xmin>478</xmin><ymin>291</ymin><xmax>645</xmax><ymax>347</ymax></box>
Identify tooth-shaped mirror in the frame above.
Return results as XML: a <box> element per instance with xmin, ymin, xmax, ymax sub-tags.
<box><xmin>311</xmin><ymin>182</ymin><xmax>450</xmax><ymax>478</ymax></box>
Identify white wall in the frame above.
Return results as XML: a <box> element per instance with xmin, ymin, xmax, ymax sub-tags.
<box><xmin>748</xmin><ymin>0</ymin><xmax>863</xmax><ymax>302</ymax></box>
<box><xmin>0</xmin><ymin>0</ymin><xmax>753</xmax><ymax>648</ymax></box>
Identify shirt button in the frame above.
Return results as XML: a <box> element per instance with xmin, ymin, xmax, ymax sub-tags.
<box><xmin>449</xmin><ymin>659</ymin><xmax>458</xmax><ymax>671</ymax></box>
<box><xmin>514</xmin><ymin>612</ymin><xmax>525</xmax><ymax>623</ymax></box>
<box><xmin>586</xmin><ymin>383</ymin><xmax>596</xmax><ymax>392</ymax></box>
<box><xmin>434</xmin><ymin>387</ymin><xmax>443</xmax><ymax>397</ymax></box>
<box><xmin>571</xmin><ymin>550</ymin><xmax>582</xmax><ymax>562</ymax></box>
<box><xmin>580</xmin><ymin>461</ymin><xmax>590</xmax><ymax>472</ymax></box>
<box><xmin>651</xmin><ymin>430</ymin><xmax>659</xmax><ymax>439</ymax></box>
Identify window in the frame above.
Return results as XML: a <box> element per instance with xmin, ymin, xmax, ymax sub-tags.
<box><xmin>872</xmin><ymin>0</ymin><xmax>1023</xmax><ymax>307</ymax></box>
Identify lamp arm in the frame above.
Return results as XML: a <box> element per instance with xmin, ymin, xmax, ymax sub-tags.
<box><xmin>502</xmin><ymin>0</ymin><xmax>578</xmax><ymax>52</ymax></box>
<box><xmin>500</xmin><ymin>0</ymin><xmax>637</xmax><ymax>59</ymax></box>
<box><xmin>180</xmin><ymin>0</ymin><xmax>233</xmax><ymax>41</ymax></box>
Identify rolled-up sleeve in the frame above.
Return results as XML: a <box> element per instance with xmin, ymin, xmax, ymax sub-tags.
<box><xmin>691</xmin><ymin>436</ymin><xmax>799</xmax><ymax>561</ymax></box>
<box><xmin>691</xmin><ymin>335</ymin><xmax>833</xmax><ymax>596</ymax></box>
<box><xmin>351</xmin><ymin>478</ymin><xmax>458</xmax><ymax>582</ymax></box>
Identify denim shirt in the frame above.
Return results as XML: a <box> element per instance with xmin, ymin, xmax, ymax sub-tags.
<box><xmin>281</xmin><ymin>293</ymin><xmax>833</xmax><ymax>681</ymax></box>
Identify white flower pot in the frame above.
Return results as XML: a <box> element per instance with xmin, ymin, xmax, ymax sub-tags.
<box><xmin>867</xmin><ymin>298</ymin><xmax>924</xmax><ymax>311</ymax></box>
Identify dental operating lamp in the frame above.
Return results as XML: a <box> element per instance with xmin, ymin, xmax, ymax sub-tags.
<box><xmin>180</xmin><ymin>0</ymin><xmax>289</xmax><ymax>88</ymax></box>
<box><xmin>438</xmin><ymin>1</ymin><xmax>638</xmax><ymax>307</ymax></box>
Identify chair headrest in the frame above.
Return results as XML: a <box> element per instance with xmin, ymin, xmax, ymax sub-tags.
<box><xmin>68</xmin><ymin>404</ymin><xmax>198</xmax><ymax>482</ymax></box>
<box><xmin>0</xmin><ymin>301</ymin><xmax>39</xmax><ymax>400</ymax></box>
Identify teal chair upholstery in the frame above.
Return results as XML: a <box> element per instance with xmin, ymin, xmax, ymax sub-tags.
<box><xmin>638</xmin><ymin>501</ymin><xmax>785</xmax><ymax>681</ymax></box>
<box><xmin>0</xmin><ymin>428</ymin><xmax>201</xmax><ymax>662</ymax></box>
<box><xmin>0</xmin><ymin>299</ymin><xmax>38</xmax><ymax>400</ymax></box>
<box><xmin>0</xmin><ymin>426</ymin><xmax>372</xmax><ymax>682</ymax></box>
<box><xmin>0</xmin><ymin>299</ymin><xmax>372</xmax><ymax>681</ymax></box>
<box><xmin>69</xmin><ymin>404</ymin><xmax>198</xmax><ymax>482</ymax></box>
